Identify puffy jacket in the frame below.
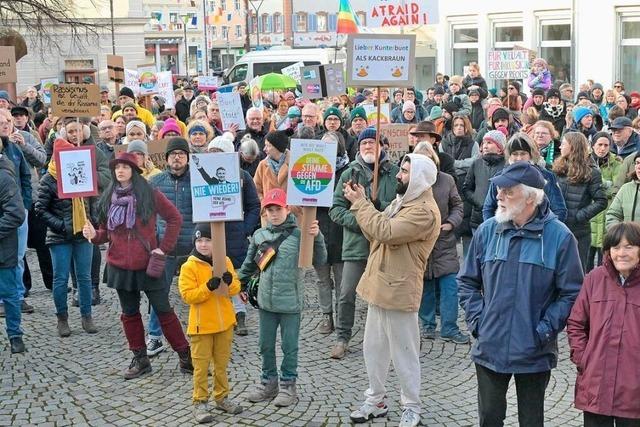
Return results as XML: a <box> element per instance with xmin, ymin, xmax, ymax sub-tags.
<box><xmin>225</xmin><ymin>169</ymin><xmax>261</xmax><ymax>268</ymax></box>
<box><xmin>329</xmin><ymin>153</ymin><xmax>400</xmax><ymax>261</ymax></box>
<box><xmin>463</xmin><ymin>154</ymin><xmax>505</xmax><ymax>228</ymax></box>
<box><xmin>458</xmin><ymin>200</ymin><xmax>583</xmax><ymax>373</ymax></box>
<box><xmin>590</xmin><ymin>153</ymin><xmax>622</xmax><ymax>248</ymax></box>
<box><xmin>439</xmin><ymin>133</ymin><xmax>479</xmax><ymax>183</ymax></box>
<box><xmin>557</xmin><ymin>168</ymin><xmax>607</xmax><ymax>237</ymax></box>
<box><xmin>34</xmin><ymin>173</ymin><xmax>98</xmax><ymax>246</ymax></box>
<box><xmin>179</xmin><ymin>255</ymin><xmax>241</xmax><ymax>335</ymax></box>
<box><xmin>564</xmin><ymin>122</ymin><xmax>597</xmax><ymax>141</ymax></box>
<box><xmin>527</xmin><ymin>70</ymin><xmax>552</xmax><ymax>91</ymax></box>
<box><xmin>462</xmin><ymin>75</ymin><xmax>488</xmax><ymax>99</ymax></box>
<box><xmin>483</xmin><ymin>163</ymin><xmax>568</xmax><ymax>223</ymax></box>
<box><xmin>150</xmin><ymin>168</ymin><xmax>194</xmax><ymax>257</ymax></box>
<box><xmin>0</xmin><ymin>155</ymin><xmax>26</xmax><ymax>268</ymax></box>
<box><xmin>567</xmin><ymin>257</ymin><xmax>640</xmax><ymax>419</ymax></box>
<box><xmin>112</xmin><ymin>103</ymin><xmax>156</xmax><ymax>129</ymax></box>
<box><xmin>390</xmin><ymin>103</ymin><xmax>427</xmax><ymax>122</ymax></box>
<box><xmin>605</xmin><ymin>179</ymin><xmax>640</xmax><ymax>228</ymax></box>
<box><xmin>426</xmin><ymin>172</ymin><xmax>463</xmax><ymax>279</ymax></box>
<box><xmin>237</xmin><ymin>214</ymin><xmax>327</xmax><ymax>313</ymax></box>
<box><xmin>1</xmin><ymin>138</ymin><xmax>32</xmax><ymax>209</ymax></box>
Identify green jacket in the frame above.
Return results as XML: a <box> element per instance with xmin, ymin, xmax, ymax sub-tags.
<box><xmin>238</xmin><ymin>214</ymin><xmax>326</xmax><ymax>313</ymax></box>
<box><xmin>590</xmin><ymin>153</ymin><xmax>622</xmax><ymax>248</ymax></box>
<box><xmin>606</xmin><ymin>179</ymin><xmax>640</xmax><ymax>230</ymax></box>
<box><xmin>329</xmin><ymin>154</ymin><xmax>400</xmax><ymax>261</ymax></box>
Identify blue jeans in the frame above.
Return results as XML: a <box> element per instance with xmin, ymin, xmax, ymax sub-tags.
<box><xmin>0</xmin><ymin>211</ymin><xmax>27</xmax><ymax>305</ymax></box>
<box><xmin>147</xmin><ymin>256</ymin><xmax>178</xmax><ymax>339</ymax></box>
<box><xmin>0</xmin><ymin>267</ymin><xmax>23</xmax><ymax>338</ymax></box>
<box><xmin>50</xmin><ymin>241</ymin><xmax>93</xmax><ymax>316</ymax></box>
<box><xmin>419</xmin><ymin>273</ymin><xmax>461</xmax><ymax>337</ymax></box>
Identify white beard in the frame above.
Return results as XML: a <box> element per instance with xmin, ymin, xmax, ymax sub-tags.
<box><xmin>494</xmin><ymin>203</ymin><xmax>525</xmax><ymax>224</ymax></box>
<box><xmin>362</xmin><ymin>153</ymin><xmax>376</xmax><ymax>164</ymax></box>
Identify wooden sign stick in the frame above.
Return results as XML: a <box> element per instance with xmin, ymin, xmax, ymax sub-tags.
<box><xmin>211</xmin><ymin>222</ymin><xmax>229</xmax><ymax>296</ymax></box>
<box><xmin>298</xmin><ymin>206</ymin><xmax>317</xmax><ymax>268</ymax></box>
<box><xmin>371</xmin><ymin>86</ymin><xmax>382</xmax><ymax>201</ymax></box>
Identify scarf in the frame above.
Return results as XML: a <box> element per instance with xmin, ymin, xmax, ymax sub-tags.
<box><xmin>47</xmin><ymin>160</ymin><xmax>86</xmax><ymax>234</ymax></box>
<box><xmin>107</xmin><ymin>184</ymin><xmax>136</xmax><ymax>231</ymax></box>
<box><xmin>191</xmin><ymin>248</ymin><xmax>213</xmax><ymax>266</ymax></box>
<box><xmin>540</xmin><ymin>141</ymin><xmax>555</xmax><ymax>166</ymax></box>
<box><xmin>542</xmin><ymin>102</ymin><xmax>564</xmax><ymax>119</ymax></box>
<box><xmin>189</xmin><ymin>143</ymin><xmax>207</xmax><ymax>154</ymax></box>
<box><xmin>268</xmin><ymin>151</ymin><xmax>287</xmax><ymax>175</ymax></box>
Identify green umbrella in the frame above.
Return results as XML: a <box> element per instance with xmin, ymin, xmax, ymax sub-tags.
<box><xmin>255</xmin><ymin>73</ymin><xmax>298</xmax><ymax>91</ymax></box>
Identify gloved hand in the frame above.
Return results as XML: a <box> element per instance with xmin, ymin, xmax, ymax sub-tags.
<box><xmin>207</xmin><ymin>277</ymin><xmax>221</xmax><ymax>291</ymax></box>
<box><xmin>222</xmin><ymin>271</ymin><xmax>233</xmax><ymax>285</ymax></box>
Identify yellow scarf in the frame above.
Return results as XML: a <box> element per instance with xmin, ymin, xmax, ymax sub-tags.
<box><xmin>48</xmin><ymin>160</ymin><xmax>87</xmax><ymax>234</ymax></box>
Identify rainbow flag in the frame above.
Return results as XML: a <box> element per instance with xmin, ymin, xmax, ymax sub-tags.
<box><xmin>337</xmin><ymin>0</ymin><xmax>359</xmax><ymax>34</ymax></box>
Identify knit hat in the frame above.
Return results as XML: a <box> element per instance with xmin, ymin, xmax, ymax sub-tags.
<box><xmin>358</xmin><ymin>127</ymin><xmax>378</xmax><ymax>144</ymax></box>
<box><xmin>159</xmin><ymin>118</ymin><xmax>182</xmax><ymax>138</ymax></box>
<box><xmin>208</xmin><ymin>134</ymin><xmax>235</xmax><ymax>153</ymax></box>
<box><xmin>126</xmin><ymin>139</ymin><xmax>148</xmax><ymax>155</ymax></box>
<box><xmin>507</xmin><ymin>136</ymin><xmax>532</xmax><ymax>156</ymax></box>
<box><xmin>188</xmin><ymin>123</ymin><xmax>207</xmax><ymax>135</ymax></box>
<box><xmin>119</xmin><ymin>87</ymin><xmax>135</xmax><ymax>99</ymax></box>
<box><xmin>429</xmin><ymin>106</ymin><xmax>443</xmax><ymax>120</ymax></box>
<box><xmin>350</xmin><ymin>106</ymin><xmax>367</xmax><ymax>121</ymax></box>
<box><xmin>266</xmin><ymin>130</ymin><xmax>289</xmax><ymax>153</ymax></box>
<box><xmin>496</xmin><ymin>126</ymin><xmax>509</xmax><ymax>138</ymax></box>
<box><xmin>573</xmin><ymin>106</ymin><xmax>593</xmax><ymax>123</ymax></box>
<box><xmin>165</xmin><ymin>137</ymin><xmax>190</xmax><ymax>160</ymax></box>
<box><xmin>402</xmin><ymin>101</ymin><xmax>416</xmax><ymax>112</ymax></box>
<box><xmin>491</xmin><ymin>107</ymin><xmax>510</xmax><ymax>124</ymax></box>
<box><xmin>576</xmin><ymin>91</ymin><xmax>589</xmax><ymax>100</ymax></box>
<box><xmin>483</xmin><ymin>130</ymin><xmax>507</xmax><ymax>154</ymax></box>
<box><xmin>468</xmin><ymin>88</ymin><xmax>480</xmax><ymax>97</ymax></box>
<box><xmin>631</xmin><ymin>91</ymin><xmax>640</xmax><ymax>99</ymax></box>
<box><xmin>592</xmin><ymin>83</ymin><xmax>604</xmax><ymax>92</ymax></box>
<box><xmin>442</xmin><ymin>101</ymin><xmax>459</xmax><ymax>114</ymax></box>
<box><xmin>193</xmin><ymin>222</ymin><xmax>212</xmax><ymax>242</ymax></box>
<box><xmin>126</xmin><ymin>120</ymin><xmax>146</xmax><ymax>136</ymax></box>
<box><xmin>0</xmin><ymin>90</ymin><xmax>11</xmax><ymax>102</ymax></box>
<box><xmin>323</xmin><ymin>106</ymin><xmax>343</xmax><ymax>126</ymax></box>
<box><xmin>546</xmin><ymin>88</ymin><xmax>561</xmax><ymax>100</ymax></box>
<box><xmin>287</xmin><ymin>106</ymin><xmax>301</xmax><ymax>118</ymax></box>
<box><xmin>532</xmin><ymin>88</ymin><xmax>545</xmax><ymax>97</ymax></box>
<box><xmin>122</xmin><ymin>102</ymin><xmax>137</xmax><ymax>112</ymax></box>
<box><xmin>433</xmin><ymin>86</ymin><xmax>445</xmax><ymax>96</ymax></box>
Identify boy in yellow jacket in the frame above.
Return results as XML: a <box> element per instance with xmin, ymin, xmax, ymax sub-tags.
<box><xmin>178</xmin><ymin>223</ymin><xmax>243</xmax><ymax>424</ymax></box>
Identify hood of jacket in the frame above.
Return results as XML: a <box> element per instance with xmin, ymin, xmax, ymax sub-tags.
<box><xmin>384</xmin><ymin>154</ymin><xmax>437</xmax><ymax>218</ymax></box>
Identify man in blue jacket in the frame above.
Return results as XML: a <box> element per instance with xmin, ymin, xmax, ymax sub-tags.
<box><xmin>458</xmin><ymin>162</ymin><xmax>583</xmax><ymax>427</ymax></box>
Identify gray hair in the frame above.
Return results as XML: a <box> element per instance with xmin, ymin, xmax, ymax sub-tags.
<box><xmin>520</xmin><ymin>183</ymin><xmax>545</xmax><ymax>206</ymax></box>
<box><xmin>246</xmin><ymin>107</ymin><xmax>262</xmax><ymax>119</ymax></box>
<box><xmin>296</xmin><ymin>126</ymin><xmax>316</xmax><ymax>139</ymax></box>
<box><xmin>239</xmin><ymin>134</ymin><xmax>259</xmax><ymax>156</ymax></box>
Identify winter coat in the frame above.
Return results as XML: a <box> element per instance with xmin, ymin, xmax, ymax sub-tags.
<box><xmin>564</xmin><ymin>122</ymin><xmax>597</xmax><ymax>142</ymax></box>
<box><xmin>450</xmin><ymin>93</ymin><xmax>472</xmax><ymax>117</ymax></box>
<box><xmin>463</xmin><ymin>154</ymin><xmax>505</xmax><ymax>228</ymax></box>
<box><xmin>390</xmin><ymin>103</ymin><xmax>427</xmax><ymax>123</ymax></box>
<box><xmin>539</xmin><ymin>103</ymin><xmax>567</xmax><ymax>136</ymax></box>
<box><xmin>0</xmin><ymin>155</ymin><xmax>26</xmax><ymax>268</ymax></box>
<box><xmin>483</xmin><ymin>164</ymin><xmax>568</xmax><ymax>223</ymax></box>
<box><xmin>567</xmin><ymin>258</ymin><xmax>640</xmax><ymax>419</ymax></box>
<box><xmin>605</xmin><ymin>179</ymin><xmax>640</xmax><ymax>229</ymax></box>
<box><xmin>353</xmin><ymin>189</ymin><xmax>441</xmax><ymax>312</ymax></box>
<box><xmin>1</xmin><ymin>139</ymin><xmax>32</xmax><ymax>209</ymax></box>
<box><xmin>178</xmin><ymin>255</ymin><xmax>241</xmax><ymax>335</ymax></box>
<box><xmin>440</xmin><ymin>133</ymin><xmax>479</xmax><ymax>183</ymax></box>
<box><xmin>225</xmin><ymin>169</ymin><xmax>261</xmax><ymax>268</ymax></box>
<box><xmin>590</xmin><ymin>153</ymin><xmax>622</xmax><ymax>248</ymax></box>
<box><xmin>150</xmin><ymin>168</ymin><xmax>194</xmax><ymax>257</ymax></box>
<box><xmin>253</xmin><ymin>156</ymin><xmax>289</xmax><ymax>202</ymax></box>
<box><xmin>458</xmin><ymin>199</ymin><xmax>583</xmax><ymax>373</ymax></box>
<box><xmin>329</xmin><ymin>154</ymin><xmax>400</xmax><ymax>261</ymax></box>
<box><xmin>174</xmin><ymin>97</ymin><xmax>195</xmax><ymax>123</ymax></box>
<box><xmin>20</xmin><ymin>97</ymin><xmax>44</xmax><ymax>114</ymax></box>
<box><xmin>426</xmin><ymin>172</ymin><xmax>463</xmax><ymax>279</ymax></box>
<box><xmin>557</xmin><ymin>168</ymin><xmax>607</xmax><ymax>237</ymax></box>
<box><xmin>237</xmin><ymin>214</ymin><xmax>327</xmax><ymax>313</ymax></box>
<box><xmin>612</xmin><ymin>131</ymin><xmax>640</xmax><ymax>159</ymax></box>
<box><xmin>462</xmin><ymin>75</ymin><xmax>488</xmax><ymax>99</ymax></box>
<box><xmin>527</xmin><ymin>70</ymin><xmax>552</xmax><ymax>91</ymax></box>
<box><xmin>470</xmin><ymin>101</ymin><xmax>485</xmax><ymax>131</ymax></box>
<box><xmin>316</xmin><ymin>162</ymin><xmax>349</xmax><ymax>265</ymax></box>
<box><xmin>234</xmin><ymin>128</ymin><xmax>268</xmax><ymax>153</ymax></box>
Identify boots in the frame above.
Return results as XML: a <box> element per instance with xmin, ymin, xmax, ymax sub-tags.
<box><xmin>81</xmin><ymin>315</ymin><xmax>98</xmax><ymax>334</ymax></box>
<box><xmin>123</xmin><ymin>349</ymin><xmax>152</xmax><ymax>380</ymax></box>
<box><xmin>247</xmin><ymin>378</ymin><xmax>279</xmax><ymax>402</ymax></box>
<box><xmin>318</xmin><ymin>313</ymin><xmax>334</xmax><ymax>334</ymax></box>
<box><xmin>91</xmin><ymin>284</ymin><xmax>101</xmax><ymax>306</ymax></box>
<box><xmin>57</xmin><ymin>313</ymin><xmax>71</xmax><ymax>337</ymax></box>
<box><xmin>274</xmin><ymin>380</ymin><xmax>298</xmax><ymax>407</ymax></box>
<box><xmin>235</xmin><ymin>312</ymin><xmax>248</xmax><ymax>336</ymax></box>
<box><xmin>178</xmin><ymin>347</ymin><xmax>194</xmax><ymax>374</ymax></box>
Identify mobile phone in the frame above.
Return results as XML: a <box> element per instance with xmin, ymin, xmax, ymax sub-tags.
<box><xmin>350</xmin><ymin>170</ymin><xmax>360</xmax><ymax>189</ymax></box>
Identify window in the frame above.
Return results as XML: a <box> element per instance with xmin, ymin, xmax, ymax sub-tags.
<box><xmin>187</xmin><ymin>13</ymin><xmax>198</xmax><ymax>29</ymax></box>
<box><xmin>451</xmin><ymin>25</ymin><xmax>478</xmax><ymax>75</ymax></box>
<box><xmin>494</xmin><ymin>23</ymin><xmax>523</xmax><ymax>48</ymax></box>
<box><xmin>235</xmin><ymin>25</ymin><xmax>242</xmax><ymax>39</ymax></box>
<box><xmin>274</xmin><ymin>13</ymin><xmax>283</xmax><ymax>33</ymax></box>
<box><xmin>222</xmin><ymin>26</ymin><xmax>229</xmax><ymax>39</ymax></box>
<box><xmin>261</xmin><ymin>14</ymin><xmax>270</xmax><ymax>33</ymax></box>
<box><xmin>228</xmin><ymin>63</ymin><xmax>247</xmax><ymax>83</ymax></box>
<box><xmin>317</xmin><ymin>13</ymin><xmax>327</xmax><ymax>32</ymax></box>
<box><xmin>234</xmin><ymin>0</ymin><xmax>240</xmax><ymax>10</ymax></box>
<box><xmin>356</xmin><ymin>11</ymin><xmax>366</xmax><ymax>26</ymax></box>
<box><xmin>328</xmin><ymin>13</ymin><xmax>337</xmax><ymax>32</ymax></box>
<box><xmin>211</xmin><ymin>25</ymin><xmax>217</xmax><ymax>39</ymax></box>
<box><xmin>296</xmin><ymin>13</ymin><xmax>307</xmax><ymax>32</ymax></box>
<box><xmin>619</xmin><ymin>14</ymin><xmax>640</xmax><ymax>91</ymax></box>
<box><xmin>539</xmin><ymin>20</ymin><xmax>571</xmax><ymax>83</ymax></box>
<box><xmin>250</xmin><ymin>13</ymin><xmax>257</xmax><ymax>34</ymax></box>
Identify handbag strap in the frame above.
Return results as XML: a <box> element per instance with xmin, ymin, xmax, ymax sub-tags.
<box><xmin>268</xmin><ymin>228</ymin><xmax>294</xmax><ymax>251</ymax></box>
<box><xmin>131</xmin><ymin>226</ymin><xmax>153</xmax><ymax>254</ymax></box>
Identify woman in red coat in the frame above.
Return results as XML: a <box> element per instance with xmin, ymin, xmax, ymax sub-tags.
<box><xmin>83</xmin><ymin>152</ymin><xmax>193</xmax><ymax>380</ymax></box>
<box><xmin>567</xmin><ymin>221</ymin><xmax>640</xmax><ymax>427</ymax></box>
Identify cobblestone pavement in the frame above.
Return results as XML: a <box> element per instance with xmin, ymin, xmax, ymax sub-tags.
<box><xmin>0</xmin><ymin>250</ymin><xmax>582</xmax><ymax>426</ymax></box>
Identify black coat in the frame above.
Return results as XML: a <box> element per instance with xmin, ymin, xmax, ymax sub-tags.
<box><xmin>316</xmin><ymin>162</ymin><xmax>349</xmax><ymax>265</ymax></box>
<box><xmin>463</xmin><ymin>154</ymin><xmax>505</xmax><ymax>228</ymax></box>
<box><xmin>556</xmin><ymin>168</ymin><xmax>607</xmax><ymax>237</ymax></box>
<box><xmin>175</xmin><ymin>97</ymin><xmax>194</xmax><ymax>123</ymax></box>
<box><xmin>0</xmin><ymin>156</ymin><xmax>26</xmax><ymax>268</ymax></box>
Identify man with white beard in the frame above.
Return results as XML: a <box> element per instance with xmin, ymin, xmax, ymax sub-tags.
<box><xmin>458</xmin><ymin>162</ymin><xmax>583</xmax><ymax>427</ymax></box>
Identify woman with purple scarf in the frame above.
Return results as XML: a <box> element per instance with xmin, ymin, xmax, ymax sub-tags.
<box><xmin>82</xmin><ymin>152</ymin><xmax>193</xmax><ymax>380</ymax></box>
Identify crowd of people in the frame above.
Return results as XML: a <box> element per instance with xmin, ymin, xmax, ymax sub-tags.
<box><xmin>0</xmin><ymin>56</ymin><xmax>639</xmax><ymax>427</ymax></box>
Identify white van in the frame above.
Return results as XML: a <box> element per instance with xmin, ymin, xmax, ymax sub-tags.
<box><xmin>222</xmin><ymin>47</ymin><xmax>346</xmax><ymax>85</ymax></box>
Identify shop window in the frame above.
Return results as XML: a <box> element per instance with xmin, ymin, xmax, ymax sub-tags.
<box><xmin>539</xmin><ymin>21</ymin><xmax>572</xmax><ymax>83</ymax></box>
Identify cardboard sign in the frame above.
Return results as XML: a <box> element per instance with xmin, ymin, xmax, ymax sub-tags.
<box><xmin>156</xmin><ymin>71</ymin><xmax>175</xmax><ymax>109</ymax></box>
<box><xmin>114</xmin><ymin>138</ymin><xmax>169</xmax><ymax>170</ymax></box>
<box><xmin>40</xmin><ymin>78</ymin><xmax>59</xmax><ymax>104</ymax></box>
<box><xmin>189</xmin><ymin>152</ymin><xmax>244</xmax><ymax>222</ymax></box>
<box><xmin>138</xmin><ymin>64</ymin><xmax>158</xmax><ymax>95</ymax></box>
<box><xmin>367</xmin><ymin>0</ymin><xmax>439</xmax><ymax>27</ymax></box>
<box><xmin>363</xmin><ymin>103</ymin><xmax>391</xmax><ymax>125</ymax></box>
<box><xmin>51</xmin><ymin>84</ymin><xmax>101</xmax><ymax>117</ymax></box>
<box><xmin>217</xmin><ymin>91</ymin><xmax>246</xmax><ymax>131</ymax></box>
<box><xmin>286</xmin><ymin>138</ymin><xmax>337</xmax><ymax>207</ymax></box>
<box><xmin>107</xmin><ymin>55</ymin><xmax>125</xmax><ymax>83</ymax></box>
<box><xmin>486</xmin><ymin>50</ymin><xmax>530</xmax><ymax>80</ymax></box>
<box><xmin>281</xmin><ymin>61</ymin><xmax>305</xmax><ymax>84</ymax></box>
<box><xmin>346</xmin><ymin>34</ymin><xmax>416</xmax><ymax>87</ymax></box>
<box><xmin>198</xmin><ymin>76</ymin><xmax>221</xmax><ymax>90</ymax></box>
<box><xmin>124</xmin><ymin>69</ymin><xmax>140</xmax><ymax>96</ymax></box>
<box><xmin>54</xmin><ymin>144</ymin><xmax>99</xmax><ymax>199</ymax></box>
<box><xmin>301</xmin><ymin>63</ymin><xmax>345</xmax><ymax>99</ymax></box>
<box><xmin>0</xmin><ymin>46</ymin><xmax>17</xmax><ymax>84</ymax></box>
<box><xmin>380</xmin><ymin>124</ymin><xmax>411</xmax><ymax>164</ymax></box>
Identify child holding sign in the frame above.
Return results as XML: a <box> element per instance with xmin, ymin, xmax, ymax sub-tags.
<box><xmin>238</xmin><ymin>188</ymin><xmax>326</xmax><ymax>407</ymax></box>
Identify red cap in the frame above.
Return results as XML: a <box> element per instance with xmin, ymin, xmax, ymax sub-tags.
<box><xmin>262</xmin><ymin>188</ymin><xmax>287</xmax><ymax>209</ymax></box>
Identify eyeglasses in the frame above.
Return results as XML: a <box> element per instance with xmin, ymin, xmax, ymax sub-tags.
<box><xmin>99</xmin><ymin>125</ymin><xmax>114</xmax><ymax>130</ymax></box>
<box><xmin>360</xmin><ymin>140</ymin><xmax>377</xmax><ymax>146</ymax></box>
<box><xmin>325</xmin><ymin>117</ymin><xmax>341</xmax><ymax>122</ymax></box>
<box><xmin>302</xmin><ymin>115</ymin><xmax>316</xmax><ymax>119</ymax></box>
<box><xmin>533</xmin><ymin>131</ymin><xmax>550</xmax><ymax>137</ymax></box>
<box><xmin>615</xmin><ymin>85</ymin><xmax>623</xmax><ymax>89</ymax></box>
<box><xmin>168</xmin><ymin>151</ymin><xmax>187</xmax><ymax>158</ymax></box>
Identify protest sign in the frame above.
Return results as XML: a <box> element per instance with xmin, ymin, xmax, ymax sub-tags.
<box><xmin>107</xmin><ymin>55</ymin><xmax>125</xmax><ymax>83</ymax></box>
<box><xmin>301</xmin><ymin>63</ymin><xmax>345</xmax><ymax>99</ymax></box>
<box><xmin>363</xmin><ymin>103</ymin><xmax>390</xmax><ymax>125</ymax></box>
<box><xmin>217</xmin><ymin>91</ymin><xmax>246</xmax><ymax>130</ymax></box>
<box><xmin>40</xmin><ymin>78</ymin><xmax>59</xmax><ymax>104</ymax></box>
<box><xmin>281</xmin><ymin>61</ymin><xmax>305</xmax><ymax>84</ymax></box>
<box><xmin>189</xmin><ymin>152</ymin><xmax>244</xmax><ymax>222</ymax></box>
<box><xmin>0</xmin><ymin>46</ymin><xmax>17</xmax><ymax>84</ymax></box>
<box><xmin>54</xmin><ymin>144</ymin><xmax>99</xmax><ymax>199</ymax></box>
<box><xmin>346</xmin><ymin>34</ymin><xmax>416</xmax><ymax>87</ymax></box>
<box><xmin>114</xmin><ymin>139</ymin><xmax>169</xmax><ymax>170</ymax></box>
<box><xmin>198</xmin><ymin>75</ymin><xmax>221</xmax><ymax>90</ymax></box>
<box><xmin>486</xmin><ymin>50</ymin><xmax>530</xmax><ymax>80</ymax></box>
<box><xmin>367</xmin><ymin>0</ymin><xmax>439</xmax><ymax>27</ymax></box>
<box><xmin>124</xmin><ymin>69</ymin><xmax>140</xmax><ymax>96</ymax></box>
<box><xmin>380</xmin><ymin>124</ymin><xmax>411</xmax><ymax>164</ymax></box>
<box><xmin>156</xmin><ymin>71</ymin><xmax>175</xmax><ymax>109</ymax></box>
<box><xmin>51</xmin><ymin>84</ymin><xmax>101</xmax><ymax>117</ymax></box>
<box><xmin>287</xmin><ymin>138</ymin><xmax>337</xmax><ymax>207</ymax></box>
<box><xmin>138</xmin><ymin>64</ymin><xmax>158</xmax><ymax>95</ymax></box>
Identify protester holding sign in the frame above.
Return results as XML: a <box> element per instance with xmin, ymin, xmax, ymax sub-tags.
<box><xmin>186</xmin><ymin>120</ymin><xmax>214</xmax><ymax>154</ymax></box>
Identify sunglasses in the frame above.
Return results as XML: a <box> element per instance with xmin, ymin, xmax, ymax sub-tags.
<box><xmin>615</xmin><ymin>85</ymin><xmax>623</xmax><ymax>89</ymax></box>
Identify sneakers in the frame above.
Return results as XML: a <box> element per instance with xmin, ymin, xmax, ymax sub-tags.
<box><xmin>273</xmin><ymin>380</ymin><xmax>297</xmax><ymax>407</ymax></box>
<box><xmin>178</xmin><ymin>348</ymin><xmax>194</xmax><ymax>374</ymax></box>
<box><xmin>421</xmin><ymin>327</ymin><xmax>436</xmax><ymax>340</ymax></box>
<box><xmin>81</xmin><ymin>315</ymin><xmax>98</xmax><ymax>334</ymax></box>
<box><xmin>318</xmin><ymin>313</ymin><xmax>334</xmax><ymax>334</ymax></box>
<box><xmin>21</xmin><ymin>300</ymin><xmax>34</xmax><ymax>314</ymax></box>
<box><xmin>350</xmin><ymin>402</ymin><xmax>389</xmax><ymax>423</ymax></box>
<box><xmin>123</xmin><ymin>349</ymin><xmax>152</xmax><ymax>380</ymax></box>
<box><xmin>235</xmin><ymin>312</ymin><xmax>248</xmax><ymax>336</ymax></box>
<box><xmin>399</xmin><ymin>408</ymin><xmax>421</xmax><ymax>427</ymax></box>
<box><xmin>330</xmin><ymin>340</ymin><xmax>348</xmax><ymax>359</ymax></box>
<box><xmin>193</xmin><ymin>402</ymin><xmax>214</xmax><ymax>424</ymax></box>
<box><xmin>10</xmin><ymin>337</ymin><xmax>25</xmax><ymax>354</ymax></box>
<box><xmin>247</xmin><ymin>378</ymin><xmax>279</xmax><ymax>402</ymax></box>
<box><xmin>215</xmin><ymin>397</ymin><xmax>243</xmax><ymax>414</ymax></box>
<box><xmin>146</xmin><ymin>338</ymin><xmax>166</xmax><ymax>357</ymax></box>
<box><xmin>56</xmin><ymin>313</ymin><xmax>71</xmax><ymax>337</ymax></box>
<box><xmin>441</xmin><ymin>331</ymin><xmax>470</xmax><ymax>344</ymax></box>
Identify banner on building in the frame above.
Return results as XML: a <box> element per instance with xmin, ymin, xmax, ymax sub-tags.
<box><xmin>51</xmin><ymin>84</ymin><xmax>101</xmax><ymax>117</ymax></box>
<box><xmin>367</xmin><ymin>1</ymin><xmax>439</xmax><ymax>27</ymax></box>
<box><xmin>486</xmin><ymin>50</ymin><xmax>530</xmax><ymax>80</ymax></box>
<box><xmin>286</xmin><ymin>138</ymin><xmax>337</xmax><ymax>207</ymax></box>
<box><xmin>346</xmin><ymin>34</ymin><xmax>416</xmax><ymax>87</ymax></box>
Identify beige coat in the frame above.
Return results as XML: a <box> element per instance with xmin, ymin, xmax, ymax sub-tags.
<box><xmin>352</xmin><ymin>189</ymin><xmax>441</xmax><ymax>312</ymax></box>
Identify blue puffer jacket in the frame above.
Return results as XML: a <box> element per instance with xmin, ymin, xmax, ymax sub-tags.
<box><xmin>150</xmin><ymin>167</ymin><xmax>193</xmax><ymax>257</ymax></box>
<box><xmin>458</xmin><ymin>200</ymin><xmax>583</xmax><ymax>374</ymax></box>
<box><xmin>225</xmin><ymin>169</ymin><xmax>261</xmax><ymax>268</ymax></box>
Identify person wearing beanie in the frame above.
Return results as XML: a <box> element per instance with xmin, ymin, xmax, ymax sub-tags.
<box><xmin>398</xmin><ymin>101</ymin><xmax>417</xmax><ymax>124</ymax></box>
<box><xmin>576</xmin><ymin>91</ymin><xmax>590</xmax><ymax>105</ymax></box>
<box><xmin>462</xmin><ymin>62</ymin><xmax>489</xmax><ymax>100</ymax></box>
<box><xmin>323</xmin><ymin>106</ymin><xmax>344</xmax><ymax>131</ymax></box>
<box><xmin>121</xmin><ymin>102</ymin><xmax>139</xmax><ymax>121</ymax></box>
<box><xmin>566</xmin><ymin>106</ymin><xmax>597</xmax><ymax>140</ymax></box>
<box><xmin>0</xmin><ymin>90</ymin><xmax>12</xmax><ymax>109</ymax></box>
<box><xmin>522</xmin><ymin>87</ymin><xmax>546</xmax><ymax>114</ymax></box>
<box><xmin>425</xmin><ymin>85</ymin><xmax>445</xmax><ymax>115</ymax></box>
<box><xmin>527</xmin><ymin>57</ymin><xmax>552</xmax><ymax>91</ymax></box>
<box><xmin>208</xmin><ymin>134</ymin><xmax>235</xmax><ymax>154</ymax></box>
<box><xmin>590</xmin><ymin>83</ymin><xmax>605</xmax><ymax>106</ymax></box>
<box><xmin>127</xmin><ymin>139</ymin><xmax>161</xmax><ymax>180</ymax></box>
<box><xmin>321</xmin><ymin>106</ymin><xmax>357</xmax><ymax>162</ymax></box>
<box><xmin>159</xmin><ymin>118</ymin><xmax>183</xmax><ymax>139</ymax></box>
<box><xmin>124</xmin><ymin>120</ymin><xmax>148</xmax><ymax>144</ymax></box>
<box><xmin>187</xmin><ymin>120</ymin><xmax>214</xmax><ymax>153</ymax></box>
<box><xmin>346</xmin><ymin>107</ymin><xmax>369</xmax><ymax>160</ymax></box>
<box><xmin>253</xmin><ymin>130</ymin><xmax>291</xmax><ymax>214</ymax></box>
<box><xmin>447</xmin><ymin>76</ymin><xmax>472</xmax><ymax>117</ymax></box>
<box><xmin>539</xmin><ymin>88</ymin><xmax>568</xmax><ymax>136</ymax></box>
<box><xmin>391</xmin><ymin>87</ymin><xmax>428</xmax><ymax>123</ymax></box>
<box><xmin>112</xmin><ymin>87</ymin><xmax>156</xmax><ymax>129</ymax></box>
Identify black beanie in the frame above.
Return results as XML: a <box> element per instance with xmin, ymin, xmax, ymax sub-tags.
<box><xmin>266</xmin><ymin>130</ymin><xmax>289</xmax><ymax>153</ymax></box>
<box><xmin>119</xmin><ymin>87</ymin><xmax>135</xmax><ymax>99</ymax></box>
<box><xmin>434</xmin><ymin>86</ymin><xmax>445</xmax><ymax>95</ymax></box>
<box><xmin>508</xmin><ymin>136</ymin><xmax>532</xmax><ymax>156</ymax></box>
<box><xmin>442</xmin><ymin>101</ymin><xmax>460</xmax><ymax>114</ymax></box>
<box><xmin>532</xmin><ymin>88</ymin><xmax>545</xmax><ymax>97</ymax></box>
<box><xmin>165</xmin><ymin>137</ymin><xmax>190</xmax><ymax>160</ymax></box>
<box><xmin>546</xmin><ymin>88</ymin><xmax>561</xmax><ymax>100</ymax></box>
<box><xmin>193</xmin><ymin>223</ymin><xmax>211</xmax><ymax>242</ymax></box>
<box><xmin>492</xmin><ymin>107</ymin><xmax>510</xmax><ymax>123</ymax></box>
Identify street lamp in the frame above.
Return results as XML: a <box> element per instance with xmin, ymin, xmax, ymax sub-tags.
<box><xmin>249</xmin><ymin>0</ymin><xmax>264</xmax><ymax>50</ymax></box>
<box><xmin>180</xmin><ymin>13</ymin><xmax>190</xmax><ymax>79</ymax></box>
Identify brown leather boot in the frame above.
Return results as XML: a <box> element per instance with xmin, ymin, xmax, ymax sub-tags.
<box><xmin>57</xmin><ymin>313</ymin><xmax>71</xmax><ymax>337</ymax></box>
<box><xmin>123</xmin><ymin>349</ymin><xmax>151</xmax><ymax>380</ymax></box>
<box><xmin>178</xmin><ymin>347</ymin><xmax>194</xmax><ymax>375</ymax></box>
